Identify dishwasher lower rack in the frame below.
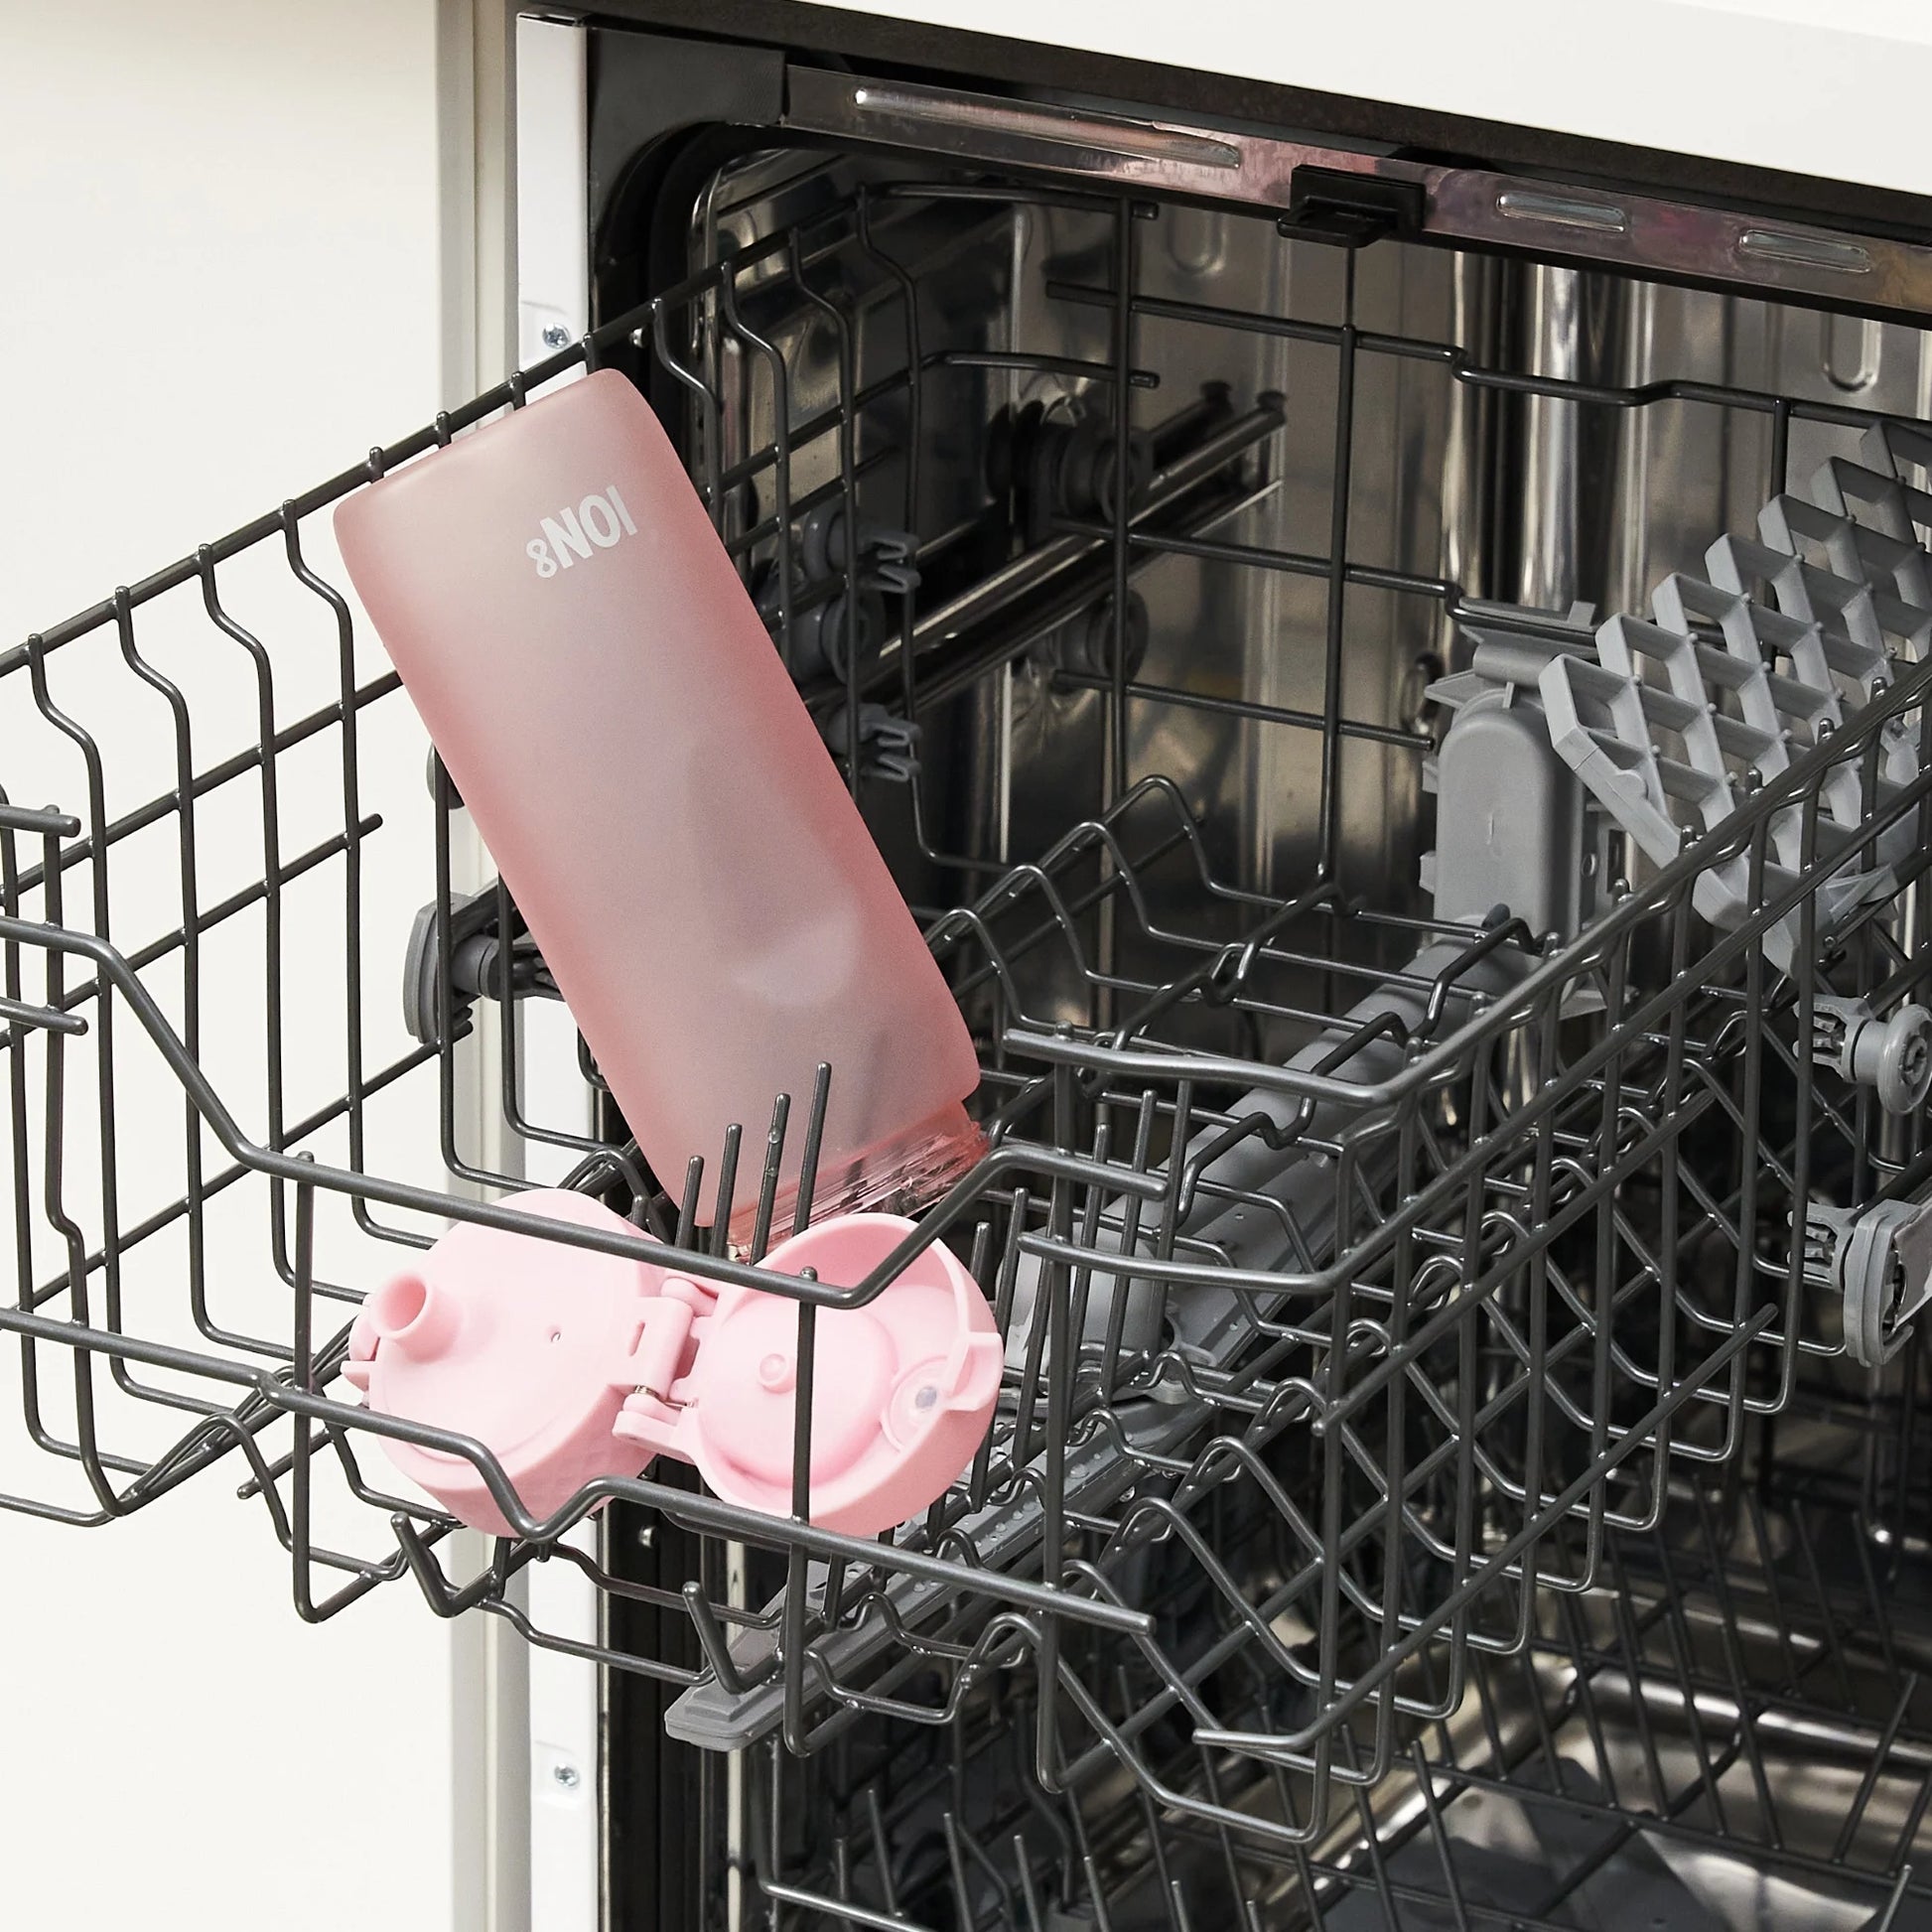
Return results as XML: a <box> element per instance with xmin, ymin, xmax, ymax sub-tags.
<box><xmin>745</xmin><ymin>1470</ymin><xmax>1932</xmax><ymax>1931</ymax></box>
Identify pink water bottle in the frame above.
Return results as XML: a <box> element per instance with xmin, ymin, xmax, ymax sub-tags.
<box><xmin>335</xmin><ymin>369</ymin><xmax>982</xmax><ymax>1238</ymax></box>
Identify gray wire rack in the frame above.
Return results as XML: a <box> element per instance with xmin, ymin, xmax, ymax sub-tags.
<box><xmin>4</xmin><ymin>168</ymin><xmax>1932</xmax><ymax>1863</ymax></box>
<box><xmin>742</xmin><ymin>1465</ymin><xmax>1932</xmax><ymax>1929</ymax></box>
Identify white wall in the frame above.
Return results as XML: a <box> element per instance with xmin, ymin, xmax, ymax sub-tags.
<box><xmin>0</xmin><ymin>5</ymin><xmax>472</xmax><ymax>1927</ymax></box>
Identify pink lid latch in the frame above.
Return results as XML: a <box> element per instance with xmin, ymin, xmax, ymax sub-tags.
<box><xmin>627</xmin><ymin>1212</ymin><xmax>1004</xmax><ymax>1534</ymax></box>
<box><xmin>343</xmin><ymin>1191</ymin><xmax>1000</xmax><ymax>1539</ymax></box>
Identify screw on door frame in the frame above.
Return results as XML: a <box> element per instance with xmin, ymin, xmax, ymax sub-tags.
<box><xmin>551</xmin><ymin>1760</ymin><xmax>581</xmax><ymax>1790</ymax></box>
<box><xmin>541</xmin><ymin>322</ymin><xmax>573</xmax><ymax>349</ymax></box>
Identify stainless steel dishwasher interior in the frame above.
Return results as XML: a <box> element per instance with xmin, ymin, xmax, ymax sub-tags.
<box><xmin>657</xmin><ymin>145</ymin><xmax>1932</xmax><ymax>1929</ymax></box>
<box><xmin>692</xmin><ymin>143</ymin><xmax>1932</xmax><ymax>917</ymax></box>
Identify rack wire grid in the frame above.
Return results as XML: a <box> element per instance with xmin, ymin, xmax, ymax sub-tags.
<box><xmin>738</xmin><ymin>1463</ymin><xmax>1932</xmax><ymax>1930</ymax></box>
<box><xmin>2</xmin><ymin>168</ymin><xmax>1931</xmax><ymax>1852</ymax></box>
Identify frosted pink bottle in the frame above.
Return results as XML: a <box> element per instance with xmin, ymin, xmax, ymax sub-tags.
<box><xmin>335</xmin><ymin>370</ymin><xmax>982</xmax><ymax>1238</ymax></box>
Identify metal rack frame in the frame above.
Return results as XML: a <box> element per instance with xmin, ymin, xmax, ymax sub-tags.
<box><xmin>4</xmin><ymin>166</ymin><xmax>1931</xmax><ymax>1867</ymax></box>
<box><xmin>744</xmin><ymin>1476</ymin><xmax>1932</xmax><ymax>1929</ymax></box>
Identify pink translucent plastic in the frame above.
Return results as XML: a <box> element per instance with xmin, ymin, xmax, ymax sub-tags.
<box><xmin>343</xmin><ymin>1190</ymin><xmax>654</xmax><ymax>1536</ymax></box>
<box><xmin>345</xmin><ymin>1191</ymin><xmax>1002</xmax><ymax>1539</ymax></box>
<box><xmin>653</xmin><ymin>1212</ymin><xmax>1003</xmax><ymax>1535</ymax></box>
<box><xmin>333</xmin><ymin>369</ymin><xmax>982</xmax><ymax>1238</ymax></box>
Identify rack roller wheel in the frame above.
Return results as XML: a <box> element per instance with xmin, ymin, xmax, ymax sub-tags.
<box><xmin>1813</xmin><ymin>998</ymin><xmax>1932</xmax><ymax>1117</ymax></box>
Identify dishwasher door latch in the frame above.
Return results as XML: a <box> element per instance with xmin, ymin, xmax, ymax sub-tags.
<box><xmin>1802</xmin><ymin>1196</ymin><xmax>1932</xmax><ymax>1367</ymax></box>
<box><xmin>1279</xmin><ymin>166</ymin><xmax>1426</xmax><ymax>248</ymax></box>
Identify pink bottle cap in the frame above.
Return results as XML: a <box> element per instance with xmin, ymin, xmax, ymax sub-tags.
<box><xmin>342</xmin><ymin>1189</ymin><xmax>671</xmax><ymax>1537</ymax></box>
<box><xmin>345</xmin><ymin>1193</ymin><xmax>1000</xmax><ymax>1540</ymax></box>
<box><xmin>654</xmin><ymin>1212</ymin><xmax>1003</xmax><ymax>1536</ymax></box>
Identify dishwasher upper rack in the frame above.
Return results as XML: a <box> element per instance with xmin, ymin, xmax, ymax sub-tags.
<box><xmin>4</xmin><ymin>167</ymin><xmax>1932</xmax><ymax>1848</ymax></box>
<box><xmin>0</xmin><ymin>657</ymin><xmax>1922</xmax><ymax>1852</ymax></box>
<box><xmin>650</xmin><ymin>652</ymin><xmax>1932</xmax><ymax>1816</ymax></box>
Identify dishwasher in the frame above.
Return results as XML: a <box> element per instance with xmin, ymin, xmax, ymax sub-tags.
<box><xmin>9</xmin><ymin>9</ymin><xmax>1932</xmax><ymax>1928</ymax></box>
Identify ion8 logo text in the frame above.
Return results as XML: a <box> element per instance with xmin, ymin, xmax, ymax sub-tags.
<box><xmin>528</xmin><ymin>484</ymin><xmax>637</xmax><ymax>577</ymax></box>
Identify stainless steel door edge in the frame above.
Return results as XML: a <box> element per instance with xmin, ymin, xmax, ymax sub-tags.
<box><xmin>785</xmin><ymin>68</ymin><xmax>1932</xmax><ymax>319</ymax></box>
